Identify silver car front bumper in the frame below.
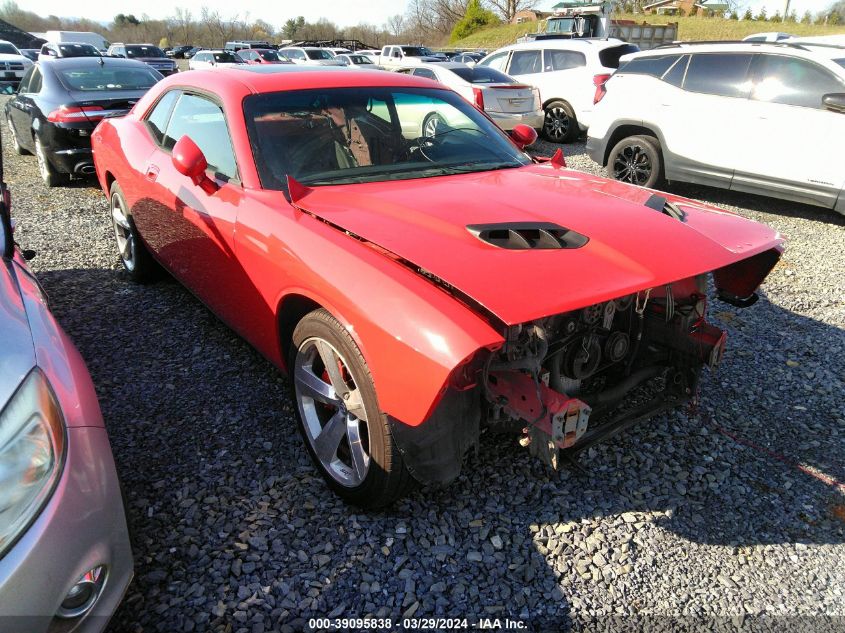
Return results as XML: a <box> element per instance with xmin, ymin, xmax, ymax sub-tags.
<box><xmin>0</xmin><ymin>426</ymin><xmax>133</xmax><ymax>632</ymax></box>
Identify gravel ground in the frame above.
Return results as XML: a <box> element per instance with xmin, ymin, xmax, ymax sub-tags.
<box><xmin>3</xmin><ymin>104</ymin><xmax>844</xmax><ymax>632</ymax></box>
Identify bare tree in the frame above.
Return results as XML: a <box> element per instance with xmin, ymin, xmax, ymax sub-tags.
<box><xmin>171</xmin><ymin>8</ymin><xmax>194</xmax><ymax>45</ymax></box>
<box><xmin>486</xmin><ymin>0</ymin><xmax>536</xmax><ymax>22</ymax></box>
<box><xmin>385</xmin><ymin>14</ymin><xmax>406</xmax><ymax>37</ymax></box>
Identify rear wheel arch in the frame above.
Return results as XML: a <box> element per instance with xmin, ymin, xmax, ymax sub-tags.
<box><xmin>603</xmin><ymin>123</ymin><xmax>662</xmax><ymax>165</ymax></box>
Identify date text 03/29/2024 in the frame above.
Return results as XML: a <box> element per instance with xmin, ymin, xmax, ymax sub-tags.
<box><xmin>307</xmin><ymin>617</ymin><xmax>528</xmax><ymax>630</ymax></box>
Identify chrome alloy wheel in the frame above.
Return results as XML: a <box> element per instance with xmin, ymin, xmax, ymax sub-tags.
<box><xmin>294</xmin><ymin>337</ymin><xmax>370</xmax><ymax>487</ymax></box>
<box><xmin>612</xmin><ymin>143</ymin><xmax>653</xmax><ymax>186</ymax></box>
<box><xmin>110</xmin><ymin>191</ymin><xmax>136</xmax><ymax>271</ymax></box>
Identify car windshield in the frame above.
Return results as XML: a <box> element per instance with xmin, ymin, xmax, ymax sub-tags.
<box><xmin>57</xmin><ymin>66</ymin><xmax>161</xmax><ymax>91</ymax></box>
<box><xmin>244</xmin><ymin>87</ymin><xmax>531</xmax><ymax>189</ymax></box>
<box><xmin>348</xmin><ymin>55</ymin><xmax>373</xmax><ymax>64</ymax></box>
<box><xmin>126</xmin><ymin>45</ymin><xmax>165</xmax><ymax>58</ymax></box>
<box><xmin>306</xmin><ymin>49</ymin><xmax>334</xmax><ymax>60</ymax></box>
<box><xmin>0</xmin><ymin>43</ymin><xmax>18</xmax><ymax>55</ymax></box>
<box><xmin>214</xmin><ymin>52</ymin><xmax>242</xmax><ymax>63</ymax></box>
<box><xmin>58</xmin><ymin>43</ymin><xmax>100</xmax><ymax>57</ymax></box>
<box><xmin>451</xmin><ymin>67</ymin><xmax>514</xmax><ymax>84</ymax></box>
<box><xmin>259</xmin><ymin>50</ymin><xmax>281</xmax><ymax>61</ymax></box>
<box><xmin>834</xmin><ymin>58</ymin><xmax>845</xmax><ymax>69</ymax></box>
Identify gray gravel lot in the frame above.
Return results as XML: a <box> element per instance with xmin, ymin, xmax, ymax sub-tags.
<box><xmin>3</xmin><ymin>105</ymin><xmax>845</xmax><ymax>632</ymax></box>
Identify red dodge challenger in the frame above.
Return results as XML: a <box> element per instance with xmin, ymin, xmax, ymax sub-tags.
<box><xmin>92</xmin><ymin>66</ymin><xmax>783</xmax><ymax>508</ymax></box>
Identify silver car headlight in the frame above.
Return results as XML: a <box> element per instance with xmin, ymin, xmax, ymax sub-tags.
<box><xmin>0</xmin><ymin>368</ymin><xmax>66</xmax><ymax>559</ymax></box>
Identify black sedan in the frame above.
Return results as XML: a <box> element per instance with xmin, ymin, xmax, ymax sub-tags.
<box><xmin>166</xmin><ymin>45</ymin><xmax>194</xmax><ymax>59</ymax></box>
<box><xmin>5</xmin><ymin>57</ymin><xmax>162</xmax><ymax>186</ymax></box>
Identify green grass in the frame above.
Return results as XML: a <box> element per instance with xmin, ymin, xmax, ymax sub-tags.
<box><xmin>451</xmin><ymin>15</ymin><xmax>845</xmax><ymax>49</ymax></box>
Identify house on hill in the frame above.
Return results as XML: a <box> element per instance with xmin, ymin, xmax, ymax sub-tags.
<box><xmin>643</xmin><ymin>0</ymin><xmax>728</xmax><ymax>15</ymax></box>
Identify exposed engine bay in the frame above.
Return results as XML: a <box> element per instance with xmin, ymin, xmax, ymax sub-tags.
<box><xmin>483</xmin><ymin>274</ymin><xmax>727</xmax><ymax>468</ymax></box>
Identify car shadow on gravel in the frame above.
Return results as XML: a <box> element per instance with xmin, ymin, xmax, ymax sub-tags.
<box><xmin>34</xmin><ymin>266</ymin><xmax>845</xmax><ymax>631</ymax></box>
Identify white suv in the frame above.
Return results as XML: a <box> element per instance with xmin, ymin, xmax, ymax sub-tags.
<box><xmin>477</xmin><ymin>39</ymin><xmax>638</xmax><ymax>142</ymax></box>
<box><xmin>586</xmin><ymin>42</ymin><xmax>845</xmax><ymax>214</ymax></box>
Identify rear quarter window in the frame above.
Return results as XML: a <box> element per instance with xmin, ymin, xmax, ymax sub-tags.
<box><xmin>618</xmin><ymin>54</ymin><xmax>681</xmax><ymax>77</ymax></box>
<box><xmin>545</xmin><ymin>49</ymin><xmax>586</xmax><ymax>71</ymax></box>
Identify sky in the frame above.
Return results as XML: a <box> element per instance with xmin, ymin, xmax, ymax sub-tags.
<box><xmin>31</xmin><ymin>0</ymin><xmax>840</xmax><ymax>29</ymax></box>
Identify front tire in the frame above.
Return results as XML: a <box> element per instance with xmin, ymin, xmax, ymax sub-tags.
<box><xmin>35</xmin><ymin>137</ymin><xmax>66</xmax><ymax>187</ymax></box>
<box><xmin>109</xmin><ymin>181</ymin><xmax>161</xmax><ymax>282</ymax></box>
<box><xmin>290</xmin><ymin>309</ymin><xmax>415</xmax><ymax>508</ymax></box>
<box><xmin>542</xmin><ymin>100</ymin><xmax>578</xmax><ymax>143</ymax></box>
<box><xmin>606</xmin><ymin>134</ymin><xmax>663</xmax><ymax>189</ymax></box>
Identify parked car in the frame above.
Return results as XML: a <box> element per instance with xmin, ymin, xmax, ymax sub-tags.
<box><xmin>237</xmin><ymin>48</ymin><xmax>292</xmax><ymax>65</ymax></box>
<box><xmin>452</xmin><ymin>52</ymin><xmax>484</xmax><ymax>65</ymax></box>
<box><xmin>0</xmin><ymin>139</ymin><xmax>133</xmax><ymax>631</ymax></box>
<box><xmin>225</xmin><ymin>40</ymin><xmax>274</xmax><ymax>52</ymax></box>
<box><xmin>278</xmin><ymin>47</ymin><xmax>346</xmax><ymax>66</ymax></box>
<box><xmin>377</xmin><ymin>44</ymin><xmax>443</xmax><ymax>68</ymax></box>
<box><xmin>5</xmin><ymin>56</ymin><xmax>163</xmax><ymax>186</ymax></box>
<box><xmin>184</xmin><ymin>46</ymin><xmax>204</xmax><ymax>59</ymax></box>
<box><xmin>188</xmin><ymin>50</ymin><xmax>246</xmax><ymax>70</ymax></box>
<box><xmin>0</xmin><ymin>40</ymin><xmax>33</xmax><ymax>86</ymax></box>
<box><xmin>38</xmin><ymin>42</ymin><xmax>102</xmax><ymax>61</ymax></box>
<box><xmin>356</xmin><ymin>49</ymin><xmax>382</xmax><ymax>59</ymax></box>
<box><xmin>107</xmin><ymin>43</ymin><xmax>178</xmax><ymax>76</ymax></box>
<box><xmin>327</xmin><ymin>47</ymin><xmax>352</xmax><ymax>56</ymax></box>
<box><xmin>742</xmin><ymin>32</ymin><xmax>795</xmax><ymax>42</ymax></box>
<box><xmin>398</xmin><ymin>62</ymin><xmax>543</xmax><ymax>132</ymax></box>
<box><xmin>91</xmin><ymin>66</ymin><xmax>782</xmax><ymax>508</ymax></box>
<box><xmin>166</xmin><ymin>45</ymin><xmax>194</xmax><ymax>58</ymax></box>
<box><xmin>335</xmin><ymin>53</ymin><xmax>380</xmax><ymax>69</ymax></box>
<box><xmin>478</xmin><ymin>39</ymin><xmax>639</xmax><ymax>142</ymax></box>
<box><xmin>19</xmin><ymin>48</ymin><xmax>40</xmax><ymax>62</ymax></box>
<box><xmin>586</xmin><ymin>42</ymin><xmax>845</xmax><ymax>213</ymax></box>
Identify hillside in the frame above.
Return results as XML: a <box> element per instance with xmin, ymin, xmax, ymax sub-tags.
<box><xmin>451</xmin><ymin>15</ymin><xmax>845</xmax><ymax>49</ymax></box>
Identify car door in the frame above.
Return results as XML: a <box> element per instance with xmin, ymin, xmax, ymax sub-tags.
<box><xmin>658</xmin><ymin>52</ymin><xmax>754</xmax><ymax>188</ymax></box>
<box><xmin>733</xmin><ymin>53</ymin><xmax>845</xmax><ymax>208</ymax></box>
<box><xmin>506</xmin><ymin>49</ymin><xmax>544</xmax><ymax>96</ymax></box>
<box><xmin>136</xmin><ymin>91</ymin><xmax>248</xmax><ymax>322</ymax></box>
<box><xmin>8</xmin><ymin>66</ymin><xmax>40</xmax><ymax>153</ymax></box>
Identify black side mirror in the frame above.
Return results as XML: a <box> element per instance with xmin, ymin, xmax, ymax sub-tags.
<box><xmin>822</xmin><ymin>93</ymin><xmax>845</xmax><ymax>114</ymax></box>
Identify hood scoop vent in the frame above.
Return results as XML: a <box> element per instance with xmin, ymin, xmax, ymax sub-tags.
<box><xmin>467</xmin><ymin>222</ymin><xmax>588</xmax><ymax>250</ymax></box>
<box><xmin>644</xmin><ymin>194</ymin><xmax>687</xmax><ymax>222</ymax></box>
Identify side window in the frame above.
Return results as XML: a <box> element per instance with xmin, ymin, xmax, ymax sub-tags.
<box><xmin>413</xmin><ymin>68</ymin><xmax>437</xmax><ymax>80</ymax></box>
<box><xmin>508</xmin><ymin>50</ymin><xmax>542</xmax><ymax>75</ymax></box>
<box><xmin>29</xmin><ymin>68</ymin><xmax>43</xmax><ymax>93</ymax></box>
<box><xmin>618</xmin><ymin>54</ymin><xmax>681</xmax><ymax>78</ymax></box>
<box><xmin>752</xmin><ymin>54</ymin><xmax>845</xmax><ymax>109</ymax></box>
<box><xmin>545</xmin><ymin>49</ymin><xmax>586</xmax><ymax>71</ymax></box>
<box><xmin>663</xmin><ymin>55</ymin><xmax>689</xmax><ymax>87</ymax></box>
<box><xmin>163</xmin><ymin>94</ymin><xmax>238</xmax><ymax>181</ymax></box>
<box><xmin>480</xmin><ymin>51</ymin><xmax>509</xmax><ymax>72</ymax></box>
<box><xmin>145</xmin><ymin>90</ymin><xmax>180</xmax><ymax>144</ymax></box>
<box><xmin>683</xmin><ymin>53</ymin><xmax>753</xmax><ymax>98</ymax></box>
<box><xmin>17</xmin><ymin>66</ymin><xmax>35</xmax><ymax>93</ymax></box>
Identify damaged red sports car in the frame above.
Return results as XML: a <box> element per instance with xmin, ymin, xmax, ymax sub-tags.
<box><xmin>92</xmin><ymin>66</ymin><xmax>783</xmax><ymax>508</ymax></box>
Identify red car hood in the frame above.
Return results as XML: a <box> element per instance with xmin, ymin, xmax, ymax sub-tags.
<box><xmin>294</xmin><ymin>164</ymin><xmax>783</xmax><ymax>325</ymax></box>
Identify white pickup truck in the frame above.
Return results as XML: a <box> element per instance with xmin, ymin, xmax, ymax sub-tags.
<box><xmin>378</xmin><ymin>45</ymin><xmax>444</xmax><ymax>68</ymax></box>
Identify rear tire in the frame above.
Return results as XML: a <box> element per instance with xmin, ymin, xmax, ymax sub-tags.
<box><xmin>35</xmin><ymin>137</ymin><xmax>66</xmax><ymax>187</ymax></box>
<box><xmin>109</xmin><ymin>181</ymin><xmax>162</xmax><ymax>282</ymax></box>
<box><xmin>290</xmin><ymin>309</ymin><xmax>416</xmax><ymax>508</ymax></box>
<box><xmin>542</xmin><ymin>100</ymin><xmax>578</xmax><ymax>143</ymax></box>
<box><xmin>606</xmin><ymin>134</ymin><xmax>663</xmax><ymax>189</ymax></box>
